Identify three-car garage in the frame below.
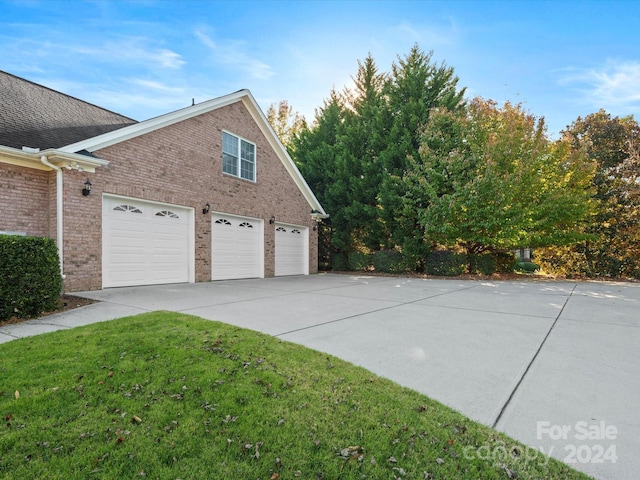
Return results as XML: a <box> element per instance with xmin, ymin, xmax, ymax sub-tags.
<box><xmin>102</xmin><ymin>195</ymin><xmax>308</xmax><ymax>288</ymax></box>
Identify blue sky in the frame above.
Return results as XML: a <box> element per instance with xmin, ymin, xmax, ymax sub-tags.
<box><xmin>1</xmin><ymin>0</ymin><xmax>639</xmax><ymax>137</ymax></box>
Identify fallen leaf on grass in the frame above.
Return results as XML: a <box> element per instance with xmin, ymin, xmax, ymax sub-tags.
<box><xmin>503</xmin><ymin>465</ymin><xmax>518</xmax><ymax>479</ymax></box>
<box><xmin>393</xmin><ymin>466</ymin><xmax>406</xmax><ymax>477</ymax></box>
<box><xmin>131</xmin><ymin>415</ymin><xmax>142</xmax><ymax>424</ymax></box>
<box><xmin>14</xmin><ymin>390</ymin><xmax>19</xmax><ymax>399</ymax></box>
<box><xmin>339</xmin><ymin>445</ymin><xmax>363</xmax><ymax>459</ymax></box>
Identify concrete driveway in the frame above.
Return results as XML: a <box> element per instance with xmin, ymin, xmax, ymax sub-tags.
<box><xmin>1</xmin><ymin>273</ymin><xmax>638</xmax><ymax>480</ymax></box>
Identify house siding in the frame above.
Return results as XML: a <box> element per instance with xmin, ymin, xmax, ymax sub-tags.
<box><xmin>0</xmin><ymin>163</ymin><xmax>52</xmax><ymax>237</ymax></box>
<box><xmin>60</xmin><ymin>101</ymin><xmax>317</xmax><ymax>291</ymax></box>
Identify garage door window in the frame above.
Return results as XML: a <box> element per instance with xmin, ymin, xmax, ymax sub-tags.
<box><xmin>156</xmin><ymin>210</ymin><xmax>179</xmax><ymax>218</ymax></box>
<box><xmin>114</xmin><ymin>204</ymin><xmax>142</xmax><ymax>213</ymax></box>
<box><xmin>222</xmin><ymin>131</ymin><xmax>256</xmax><ymax>182</ymax></box>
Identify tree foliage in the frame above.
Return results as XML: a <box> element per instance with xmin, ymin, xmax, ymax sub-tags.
<box><xmin>266</xmin><ymin>100</ymin><xmax>306</xmax><ymax>150</ymax></box>
<box><xmin>290</xmin><ymin>44</ymin><xmax>636</xmax><ymax>279</ymax></box>
<box><xmin>539</xmin><ymin>111</ymin><xmax>640</xmax><ymax>278</ymax></box>
<box><xmin>292</xmin><ymin>44</ymin><xmax>466</xmax><ymax>268</ymax></box>
<box><xmin>403</xmin><ymin>99</ymin><xmax>596</xmax><ymax>256</ymax></box>
<box><xmin>378</xmin><ymin>45</ymin><xmax>466</xmax><ymax>266</ymax></box>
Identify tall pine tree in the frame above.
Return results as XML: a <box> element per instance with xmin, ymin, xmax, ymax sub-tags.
<box><xmin>378</xmin><ymin>44</ymin><xmax>466</xmax><ymax>267</ymax></box>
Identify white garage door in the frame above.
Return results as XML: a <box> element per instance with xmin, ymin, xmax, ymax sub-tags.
<box><xmin>102</xmin><ymin>196</ymin><xmax>192</xmax><ymax>288</ymax></box>
<box><xmin>211</xmin><ymin>214</ymin><xmax>262</xmax><ymax>280</ymax></box>
<box><xmin>275</xmin><ymin>224</ymin><xmax>308</xmax><ymax>276</ymax></box>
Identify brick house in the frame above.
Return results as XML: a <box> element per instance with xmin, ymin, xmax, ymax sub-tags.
<box><xmin>0</xmin><ymin>71</ymin><xmax>327</xmax><ymax>291</ymax></box>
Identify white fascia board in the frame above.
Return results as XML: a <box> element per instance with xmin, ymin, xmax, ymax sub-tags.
<box><xmin>0</xmin><ymin>145</ymin><xmax>50</xmax><ymax>170</ymax></box>
<box><xmin>58</xmin><ymin>90</ymin><xmax>250</xmax><ymax>154</ymax></box>
<box><xmin>0</xmin><ymin>145</ymin><xmax>108</xmax><ymax>172</ymax></box>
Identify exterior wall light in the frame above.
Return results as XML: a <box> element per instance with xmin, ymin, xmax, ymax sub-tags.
<box><xmin>269</xmin><ymin>215</ymin><xmax>275</xmax><ymax>224</ymax></box>
<box><xmin>203</xmin><ymin>203</ymin><xmax>210</xmax><ymax>214</ymax></box>
<box><xmin>82</xmin><ymin>179</ymin><xmax>92</xmax><ymax>196</ymax></box>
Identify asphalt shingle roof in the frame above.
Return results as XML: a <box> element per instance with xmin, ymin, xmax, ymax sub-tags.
<box><xmin>0</xmin><ymin>71</ymin><xmax>137</xmax><ymax>151</ymax></box>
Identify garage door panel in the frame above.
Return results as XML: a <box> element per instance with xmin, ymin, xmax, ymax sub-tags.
<box><xmin>275</xmin><ymin>224</ymin><xmax>307</xmax><ymax>276</ymax></box>
<box><xmin>103</xmin><ymin>196</ymin><xmax>191</xmax><ymax>288</ymax></box>
<box><xmin>211</xmin><ymin>214</ymin><xmax>262</xmax><ymax>280</ymax></box>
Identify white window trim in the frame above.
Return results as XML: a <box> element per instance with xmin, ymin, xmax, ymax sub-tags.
<box><xmin>222</xmin><ymin>130</ymin><xmax>256</xmax><ymax>182</ymax></box>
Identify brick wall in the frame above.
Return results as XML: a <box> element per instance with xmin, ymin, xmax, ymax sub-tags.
<box><xmin>0</xmin><ymin>163</ymin><xmax>52</xmax><ymax>237</ymax></box>
<box><xmin>61</xmin><ymin>100</ymin><xmax>319</xmax><ymax>291</ymax></box>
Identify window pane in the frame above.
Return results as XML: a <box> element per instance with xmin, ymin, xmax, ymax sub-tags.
<box><xmin>240</xmin><ymin>140</ymin><xmax>255</xmax><ymax>180</ymax></box>
<box><xmin>241</xmin><ymin>158</ymin><xmax>254</xmax><ymax>180</ymax></box>
<box><xmin>222</xmin><ymin>132</ymin><xmax>238</xmax><ymax>156</ymax></box>
<box><xmin>241</xmin><ymin>140</ymin><xmax>254</xmax><ymax>163</ymax></box>
<box><xmin>222</xmin><ymin>132</ymin><xmax>239</xmax><ymax>175</ymax></box>
<box><xmin>222</xmin><ymin>152</ymin><xmax>238</xmax><ymax>175</ymax></box>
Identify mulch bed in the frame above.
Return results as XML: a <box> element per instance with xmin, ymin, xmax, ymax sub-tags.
<box><xmin>329</xmin><ymin>270</ymin><xmax>639</xmax><ymax>283</ymax></box>
<box><xmin>0</xmin><ymin>295</ymin><xmax>97</xmax><ymax>327</ymax></box>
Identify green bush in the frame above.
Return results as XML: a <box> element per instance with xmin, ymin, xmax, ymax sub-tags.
<box><xmin>494</xmin><ymin>252</ymin><xmax>517</xmax><ymax>273</ymax></box>
<box><xmin>425</xmin><ymin>251</ymin><xmax>467</xmax><ymax>276</ymax></box>
<box><xmin>515</xmin><ymin>261</ymin><xmax>540</xmax><ymax>273</ymax></box>
<box><xmin>469</xmin><ymin>253</ymin><xmax>497</xmax><ymax>275</ymax></box>
<box><xmin>330</xmin><ymin>252</ymin><xmax>349</xmax><ymax>271</ymax></box>
<box><xmin>372</xmin><ymin>249</ymin><xmax>406</xmax><ymax>274</ymax></box>
<box><xmin>0</xmin><ymin>235</ymin><xmax>62</xmax><ymax>321</ymax></box>
<box><xmin>348</xmin><ymin>251</ymin><xmax>371</xmax><ymax>271</ymax></box>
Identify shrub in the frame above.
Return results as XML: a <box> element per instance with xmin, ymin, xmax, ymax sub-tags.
<box><xmin>425</xmin><ymin>251</ymin><xmax>467</xmax><ymax>276</ymax></box>
<box><xmin>330</xmin><ymin>252</ymin><xmax>349</xmax><ymax>271</ymax></box>
<box><xmin>494</xmin><ymin>252</ymin><xmax>517</xmax><ymax>273</ymax></box>
<box><xmin>469</xmin><ymin>253</ymin><xmax>497</xmax><ymax>275</ymax></box>
<box><xmin>372</xmin><ymin>250</ymin><xmax>406</xmax><ymax>274</ymax></box>
<box><xmin>348</xmin><ymin>251</ymin><xmax>371</xmax><ymax>271</ymax></box>
<box><xmin>515</xmin><ymin>261</ymin><xmax>540</xmax><ymax>273</ymax></box>
<box><xmin>0</xmin><ymin>235</ymin><xmax>62</xmax><ymax>321</ymax></box>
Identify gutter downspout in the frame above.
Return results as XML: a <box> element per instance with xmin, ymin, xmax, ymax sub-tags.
<box><xmin>41</xmin><ymin>155</ymin><xmax>64</xmax><ymax>279</ymax></box>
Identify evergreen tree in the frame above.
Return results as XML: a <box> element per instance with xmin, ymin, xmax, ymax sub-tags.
<box><xmin>378</xmin><ymin>44</ymin><xmax>466</xmax><ymax>267</ymax></box>
<box><xmin>291</xmin><ymin>90</ymin><xmax>347</xmax><ymax>264</ymax></box>
<box><xmin>337</xmin><ymin>54</ymin><xmax>389</xmax><ymax>250</ymax></box>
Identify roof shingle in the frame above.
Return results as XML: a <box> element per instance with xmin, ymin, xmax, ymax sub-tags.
<box><xmin>0</xmin><ymin>71</ymin><xmax>137</xmax><ymax>150</ymax></box>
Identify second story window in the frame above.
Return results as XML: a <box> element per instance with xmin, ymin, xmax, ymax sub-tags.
<box><xmin>222</xmin><ymin>131</ymin><xmax>256</xmax><ymax>181</ymax></box>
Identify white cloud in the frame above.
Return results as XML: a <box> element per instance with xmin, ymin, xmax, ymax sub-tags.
<box><xmin>127</xmin><ymin>78</ymin><xmax>186</xmax><ymax>94</ymax></box>
<box><xmin>194</xmin><ymin>28</ymin><xmax>274</xmax><ymax>81</ymax></box>
<box><xmin>72</xmin><ymin>39</ymin><xmax>185</xmax><ymax>70</ymax></box>
<box><xmin>560</xmin><ymin>60</ymin><xmax>640</xmax><ymax>110</ymax></box>
<box><xmin>153</xmin><ymin>48</ymin><xmax>185</xmax><ymax>69</ymax></box>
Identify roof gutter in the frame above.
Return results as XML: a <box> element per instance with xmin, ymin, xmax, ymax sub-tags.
<box><xmin>40</xmin><ymin>154</ymin><xmax>65</xmax><ymax>279</ymax></box>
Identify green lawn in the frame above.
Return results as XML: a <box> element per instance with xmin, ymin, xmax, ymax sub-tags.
<box><xmin>0</xmin><ymin>312</ymin><xmax>591</xmax><ymax>479</ymax></box>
